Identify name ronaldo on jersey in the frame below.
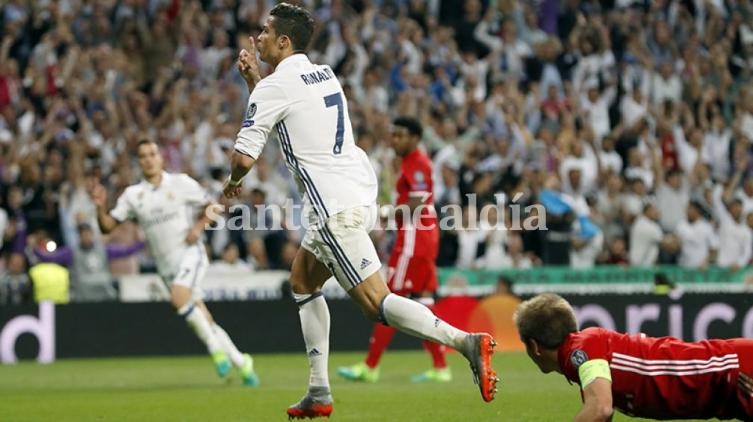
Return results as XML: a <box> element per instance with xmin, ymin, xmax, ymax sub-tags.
<box><xmin>300</xmin><ymin>68</ymin><xmax>334</xmax><ymax>85</ymax></box>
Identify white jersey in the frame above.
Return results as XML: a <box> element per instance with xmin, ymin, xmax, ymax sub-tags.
<box><xmin>234</xmin><ymin>54</ymin><xmax>377</xmax><ymax>227</ymax></box>
<box><xmin>109</xmin><ymin>172</ymin><xmax>211</xmax><ymax>277</ymax></box>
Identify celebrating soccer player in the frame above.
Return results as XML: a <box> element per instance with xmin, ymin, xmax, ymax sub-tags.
<box><xmin>514</xmin><ymin>293</ymin><xmax>753</xmax><ymax>420</ymax></box>
<box><xmin>338</xmin><ymin>117</ymin><xmax>450</xmax><ymax>384</ymax></box>
<box><xmin>91</xmin><ymin>139</ymin><xmax>259</xmax><ymax>386</ymax></box>
<box><xmin>225</xmin><ymin>3</ymin><xmax>498</xmax><ymax>419</ymax></box>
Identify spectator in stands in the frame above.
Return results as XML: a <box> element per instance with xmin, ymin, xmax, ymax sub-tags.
<box><xmin>0</xmin><ymin>0</ymin><xmax>752</xmax><ymax>281</ymax></box>
<box><xmin>629</xmin><ymin>203</ymin><xmax>676</xmax><ymax>267</ymax></box>
<box><xmin>675</xmin><ymin>201</ymin><xmax>719</xmax><ymax>269</ymax></box>
<box><xmin>30</xmin><ymin>224</ymin><xmax>144</xmax><ymax>301</ymax></box>
<box><xmin>711</xmin><ymin>158</ymin><xmax>753</xmax><ymax>270</ymax></box>
<box><xmin>209</xmin><ymin>242</ymin><xmax>252</xmax><ymax>272</ymax></box>
<box><xmin>0</xmin><ymin>253</ymin><xmax>30</xmax><ymax>305</ymax></box>
<box><xmin>599</xmin><ymin>236</ymin><xmax>629</xmax><ymax>266</ymax></box>
<box><xmin>569</xmin><ymin>221</ymin><xmax>603</xmax><ymax>269</ymax></box>
<box><xmin>654</xmin><ymin>167</ymin><xmax>691</xmax><ymax>233</ymax></box>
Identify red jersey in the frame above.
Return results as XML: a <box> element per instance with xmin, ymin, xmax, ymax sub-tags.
<box><xmin>392</xmin><ymin>149</ymin><xmax>438</xmax><ymax>259</ymax></box>
<box><xmin>559</xmin><ymin>327</ymin><xmax>753</xmax><ymax>420</ymax></box>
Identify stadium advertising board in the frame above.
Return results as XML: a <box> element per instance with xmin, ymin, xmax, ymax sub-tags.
<box><xmin>3</xmin><ymin>293</ymin><xmax>753</xmax><ymax>362</ymax></box>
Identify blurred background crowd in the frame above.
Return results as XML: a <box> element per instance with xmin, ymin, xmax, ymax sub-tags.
<box><xmin>2</xmin><ymin>0</ymin><xmax>753</xmax><ymax>303</ymax></box>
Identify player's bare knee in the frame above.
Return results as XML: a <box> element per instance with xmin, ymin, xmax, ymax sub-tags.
<box><xmin>170</xmin><ymin>287</ymin><xmax>192</xmax><ymax>309</ymax></box>
<box><xmin>170</xmin><ymin>295</ymin><xmax>187</xmax><ymax>310</ymax></box>
<box><xmin>289</xmin><ymin>275</ymin><xmax>317</xmax><ymax>295</ymax></box>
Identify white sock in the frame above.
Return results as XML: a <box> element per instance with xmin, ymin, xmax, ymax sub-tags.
<box><xmin>213</xmin><ymin>323</ymin><xmax>245</xmax><ymax>367</ymax></box>
<box><xmin>294</xmin><ymin>292</ymin><xmax>330</xmax><ymax>389</ymax></box>
<box><xmin>380</xmin><ymin>293</ymin><xmax>467</xmax><ymax>350</ymax></box>
<box><xmin>178</xmin><ymin>302</ymin><xmax>222</xmax><ymax>354</ymax></box>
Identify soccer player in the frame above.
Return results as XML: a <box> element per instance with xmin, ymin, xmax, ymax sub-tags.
<box><xmin>225</xmin><ymin>3</ymin><xmax>498</xmax><ymax>419</ymax></box>
<box><xmin>514</xmin><ymin>293</ymin><xmax>753</xmax><ymax>420</ymax></box>
<box><xmin>91</xmin><ymin>139</ymin><xmax>259</xmax><ymax>386</ymax></box>
<box><xmin>337</xmin><ymin>117</ymin><xmax>450</xmax><ymax>384</ymax></box>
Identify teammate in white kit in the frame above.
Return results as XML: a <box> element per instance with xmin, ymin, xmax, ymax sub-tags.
<box><xmin>91</xmin><ymin>139</ymin><xmax>259</xmax><ymax>386</ymax></box>
<box><xmin>223</xmin><ymin>3</ymin><xmax>498</xmax><ymax>418</ymax></box>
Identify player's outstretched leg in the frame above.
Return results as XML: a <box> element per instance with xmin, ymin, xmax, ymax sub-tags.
<box><xmin>212</xmin><ymin>322</ymin><xmax>259</xmax><ymax>386</ymax></box>
<box><xmin>287</xmin><ymin>291</ymin><xmax>333</xmax><ymax>419</ymax></box>
<box><xmin>337</xmin><ymin>322</ymin><xmax>395</xmax><ymax>382</ymax></box>
<box><xmin>176</xmin><ymin>300</ymin><xmax>231</xmax><ymax>378</ymax></box>
<box><xmin>377</xmin><ymin>292</ymin><xmax>499</xmax><ymax>402</ymax></box>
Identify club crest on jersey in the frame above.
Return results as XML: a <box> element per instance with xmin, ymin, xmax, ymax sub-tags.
<box><xmin>414</xmin><ymin>171</ymin><xmax>425</xmax><ymax>182</ymax></box>
<box><xmin>241</xmin><ymin>103</ymin><xmax>257</xmax><ymax>128</ymax></box>
<box><xmin>246</xmin><ymin>103</ymin><xmax>257</xmax><ymax>119</ymax></box>
<box><xmin>570</xmin><ymin>349</ymin><xmax>588</xmax><ymax>369</ymax></box>
<box><xmin>167</xmin><ymin>192</ymin><xmax>175</xmax><ymax>200</ymax></box>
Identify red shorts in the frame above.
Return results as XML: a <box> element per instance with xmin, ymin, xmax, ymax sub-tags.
<box><xmin>387</xmin><ymin>253</ymin><xmax>437</xmax><ymax>296</ymax></box>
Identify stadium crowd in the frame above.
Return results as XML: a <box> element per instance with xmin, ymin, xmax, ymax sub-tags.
<box><xmin>1</xmin><ymin>0</ymin><xmax>753</xmax><ymax>303</ymax></box>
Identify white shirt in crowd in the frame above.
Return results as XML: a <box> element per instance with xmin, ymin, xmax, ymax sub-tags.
<box><xmin>629</xmin><ymin>214</ymin><xmax>664</xmax><ymax>266</ymax></box>
<box><xmin>675</xmin><ymin>218</ymin><xmax>719</xmax><ymax>268</ymax></box>
<box><xmin>477</xmin><ymin>224</ymin><xmax>507</xmax><ymax>270</ymax></box>
<box><xmin>654</xmin><ymin>179</ymin><xmax>690</xmax><ymax>232</ymax></box>
<box><xmin>570</xmin><ymin>231</ymin><xmax>604</xmax><ymax>269</ymax></box>
<box><xmin>741</xmin><ymin>111</ymin><xmax>753</xmax><ymax>143</ymax></box>
<box><xmin>559</xmin><ymin>150</ymin><xmax>598</xmax><ymax>195</ymax></box>
<box><xmin>620</xmin><ymin>93</ymin><xmax>648</xmax><ymax>128</ymax></box>
<box><xmin>579</xmin><ymin>87</ymin><xmax>616</xmax><ymax>141</ymax></box>
<box><xmin>0</xmin><ymin>207</ymin><xmax>7</xmax><ymax>250</ymax></box>
<box><xmin>673</xmin><ymin>125</ymin><xmax>703</xmax><ymax>174</ymax></box>
<box><xmin>599</xmin><ymin>150</ymin><xmax>623</xmax><ymax>175</ymax></box>
<box><xmin>650</xmin><ymin>72</ymin><xmax>682</xmax><ymax>105</ymax></box>
<box><xmin>703</xmin><ymin>129</ymin><xmax>732</xmax><ymax>182</ymax></box>
<box><xmin>711</xmin><ymin>185</ymin><xmax>752</xmax><ymax>268</ymax></box>
<box><xmin>209</xmin><ymin>260</ymin><xmax>253</xmax><ymax>273</ymax></box>
<box><xmin>736</xmin><ymin>188</ymin><xmax>753</xmax><ymax>216</ymax></box>
<box><xmin>110</xmin><ymin>172</ymin><xmax>211</xmax><ymax>277</ymax></box>
<box><xmin>234</xmin><ymin>54</ymin><xmax>378</xmax><ymax>228</ymax></box>
<box><xmin>456</xmin><ymin>228</ymin><xmax>486</xmax><ymax>269</ymax></box>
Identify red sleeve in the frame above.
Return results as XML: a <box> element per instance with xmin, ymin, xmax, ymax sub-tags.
<box><xmin>560</xmin><ymin>328</ymin><xmax>610</xmax><ymax>385</ymax></box>
<box><xmin>402</xmin><ymin>159</ymin><xmax>431</xmax><ymax>196</ymax></box>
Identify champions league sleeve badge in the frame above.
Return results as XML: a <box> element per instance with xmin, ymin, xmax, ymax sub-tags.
<box><xmin>570</xmin><ymin>349</ymin><xmax>588</xmax><ymax>369</ymax></box>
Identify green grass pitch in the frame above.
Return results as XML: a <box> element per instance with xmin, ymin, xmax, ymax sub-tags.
<box><xmin>0</xmin><ymin>351</ymin><xmax>715</xmax><ymax>421</ymax></box>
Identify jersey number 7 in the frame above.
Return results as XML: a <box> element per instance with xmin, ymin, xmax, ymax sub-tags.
<box><xmin>324</xmin><ymin>93</ymin><xmax>344</xmax><ymax>155</ymax></box>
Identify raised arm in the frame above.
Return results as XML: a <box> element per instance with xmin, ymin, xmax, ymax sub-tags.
<box><xmin>105</xmin><ymin>240</ymin><xmax>146</xmax><ymax>260</ymax></box>
<box><xmin>33</xmin><ymin>245</ymin><xmax>74</xmax><ymax>267</ymax></box>
<box><xmin>91</xmin><ymin>183</ymin><xmax>121</xmax><ymax>234</ymax></box>
<box><xmin>224</xmin><ymin>41</ymin><xmax>289</xmax><ymax>198</ymax></box>
<box><xmin>237</xmin><ymin>36</ymin><xmax>263</xmax><ymax>93</ymax></box>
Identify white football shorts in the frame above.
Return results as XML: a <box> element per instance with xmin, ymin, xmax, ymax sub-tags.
<box><xmin>302</xmin><ymin>205</ymin><xmax>382</xmax><ymax>291</ymax></box>
<box><xmin>163</xmin><ymin>244</ymin><xmax>208</xmax><ymax>299</ymax></box>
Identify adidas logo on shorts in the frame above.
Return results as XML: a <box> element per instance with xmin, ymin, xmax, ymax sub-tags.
<box><xmin>360</xmin><ymin>258</ymin><xmax>371</xmax><ymax>270</ymax></box>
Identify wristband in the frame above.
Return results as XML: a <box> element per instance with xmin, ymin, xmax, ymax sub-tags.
<box><xmin>227</xmin><ymin>176</ymin><xmax>242</xmax><ymax>187</ymax></box>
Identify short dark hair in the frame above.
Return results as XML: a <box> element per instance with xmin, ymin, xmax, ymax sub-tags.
<box><xmin>136</xmin><ymin>139</ymin><xmax>157</xmax><ymax>150</ymax></box>
<box><xmin>393</xmin><ymin>116</ymin><xmax>423</xmax><ymax>138</ymax></box>
<box><xmin>270</xmin><ymin>3</ymin><xmax>315</xmax><ymax>52</ymax></box>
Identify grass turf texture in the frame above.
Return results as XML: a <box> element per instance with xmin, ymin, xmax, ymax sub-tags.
<box><xmin>0</xmin><ymin>351</ymin><xmax>715</xmax><ymax>421</ymax></box>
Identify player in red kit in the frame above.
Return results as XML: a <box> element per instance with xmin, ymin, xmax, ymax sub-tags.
<box><xmin>514</xmin><ymin>293</ymin><xmax>753</xmax><ymax>421</ymax></box>
<box><xmin>338</xmin><ymin>116</ymin><xmax>449</xmax><ymax>383</ymax></box>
